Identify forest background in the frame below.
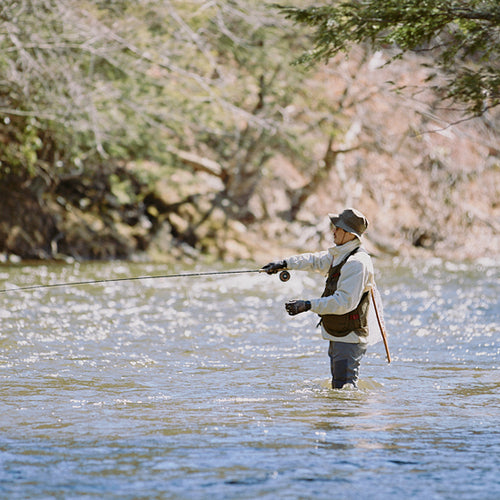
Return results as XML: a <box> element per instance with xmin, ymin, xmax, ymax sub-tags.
<box><xmin>0</xmin><ymin>0</ymin><xmax>499</xmax><ymax>264</ymax></box>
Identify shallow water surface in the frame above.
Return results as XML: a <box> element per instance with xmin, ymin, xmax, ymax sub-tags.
<box><xmin>0</xmin><ymin>258</ymin><xmax>498</xmax><ymax>499</ymax></box>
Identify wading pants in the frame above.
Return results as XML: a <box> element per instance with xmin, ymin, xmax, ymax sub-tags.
<box><xmin>328</xmin><ymin>341</ymin><xmax>367</xmax><ymax>389</ymax></box>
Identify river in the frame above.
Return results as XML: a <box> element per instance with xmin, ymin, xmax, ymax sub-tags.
<box><xmin>0</xmin><ymin>257</ymin><xmax>498</xmax><ymax>499</ymax></box>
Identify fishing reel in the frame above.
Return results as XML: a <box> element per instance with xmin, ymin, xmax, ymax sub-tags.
<box><xmin>279</xmin><ymin>270</ymin><xmax>290</xmax><ymax>282</ymax></box>
<box><xmin>258</xmin><ymin>266</ymin><xmax>290</xmax><ymax>282</ymax></box>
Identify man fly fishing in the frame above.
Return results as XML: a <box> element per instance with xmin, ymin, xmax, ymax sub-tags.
<box><xmin>262</xmin><ymin>208</ymin><xmax>377</xmax><ymax>389</ymax></box>
<box><xmin>0</xmin><ymin>206</ymin><xmax>387</xmax><ymax>387</ymax></box>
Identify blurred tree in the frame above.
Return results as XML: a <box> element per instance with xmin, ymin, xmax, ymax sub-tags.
<box><xmin>0</xmin><ymin>0</ymin><xmax>417</xmax><ymax>259</ymax></box>
<box><xmin>0</xmin><ymin>0</ymin><xmax>324</xmax><ymax>219</ymax></box>
<box><xmin>275</xmin><ymin>0</ymin><xmax>500</xmax><ymax>116</ymax></box>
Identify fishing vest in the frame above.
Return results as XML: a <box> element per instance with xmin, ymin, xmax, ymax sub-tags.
<box><xmin>319</xmin><ymin>247</ymin><xmax>369</xmax><ymax>338</ymax></box>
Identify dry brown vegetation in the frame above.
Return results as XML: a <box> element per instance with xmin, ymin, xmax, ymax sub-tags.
<box><xmin>0</xmin><ymin>1</ymin><xmax>498</xmax><ymax>263</ymax></box>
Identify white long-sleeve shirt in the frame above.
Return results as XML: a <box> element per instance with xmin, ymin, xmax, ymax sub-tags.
<box><xmin>286</xmin><ymin>238</ymin><xmax>374</xmax><ymax>343</ymax></box>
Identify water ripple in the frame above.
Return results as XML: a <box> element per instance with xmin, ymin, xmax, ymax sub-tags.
<box><xmin>0</xmin><ymin>259</ymin><xmax>499</xmax><ymax>499</ymax></box>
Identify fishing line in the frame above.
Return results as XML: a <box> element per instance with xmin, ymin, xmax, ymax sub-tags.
<box><xmin>0</xmin><ymin>269</ymin><xmax>263</xmax><ymax>294</ymax></box>
<box><xmin>0</xmin><ymin>268</ymin><xmax>278</xmax><ymax>294</ymax></box>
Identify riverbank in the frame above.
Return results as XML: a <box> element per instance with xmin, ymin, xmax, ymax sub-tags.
<box><xmin>0</xmin><ymin>157</ymin><xmax>498</xmax><ymax>265</ymax></box>
<box><xmin>1</xmin><ymin>65</ymin><xmax>498</xmax><ymax>264</ymax></box>
<box><xmin>1</xmin><ymin>1</ymin><xmax>498</xmax><ymax>266</ymax></box>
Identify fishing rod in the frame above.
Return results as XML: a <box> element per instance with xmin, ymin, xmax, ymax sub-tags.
<box><xmin>0</xmin><ymin>268</ymin><xmax>291</xmax><ymax>294</ymax></box>
<box><xmin>1</xmin><ymin>267</ymin><xmax>390</xmax><ymax>362</ymax></box>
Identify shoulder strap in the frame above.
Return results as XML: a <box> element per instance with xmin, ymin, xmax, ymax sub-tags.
<box><xmin>336</xmin><ymin>245</ymin><xmax>361</xmax><ymax>269</ymax></box>
<box><xmin>346</xmin><ymin>246</ymin><xmax>361</xmax><ymax>260</ymax></box>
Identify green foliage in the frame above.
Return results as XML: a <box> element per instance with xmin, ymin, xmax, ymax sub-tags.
<box><xmin>0</xmin><ymin>116</ymin><xmax>41</xmax><ymax>179</ymax></box>
<box><xmin>0</xmin><ymin>0</ymin><xmax>316</xmax><ymax>204</ymax></box>
<box><xmin>275</xmin><ymin>0</ymin><xmax>500</xmax><ymax>115</ymax></box>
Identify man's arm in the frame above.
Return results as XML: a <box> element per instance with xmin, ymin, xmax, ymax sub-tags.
<box><xmin>309</xmin><ymin>258</ymin><xmax>370</xmax><ymax>315</ymax></box>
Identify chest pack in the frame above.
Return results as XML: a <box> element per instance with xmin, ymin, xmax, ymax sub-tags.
<box><xmin>319</xmin><ymin>247</ymin><xmax>369</xmax><ymax>338</ymax></box>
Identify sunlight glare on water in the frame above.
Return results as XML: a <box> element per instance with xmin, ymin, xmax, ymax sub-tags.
<box><xmin>0</xmin><ymin>258</ymin><xmax>499</xmax><ymax>499</ymax></box>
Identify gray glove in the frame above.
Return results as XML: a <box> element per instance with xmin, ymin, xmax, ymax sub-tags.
<box><xmin>285</xmin><ymin>300</ymin><xmax>311</xmax><ymax>316</ymax></box>
<box><xmin>261</xmin><ymin>260</ymin><xmax>287</xmax><ymax>275</ymax></box>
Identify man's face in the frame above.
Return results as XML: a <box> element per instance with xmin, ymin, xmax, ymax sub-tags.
<box><xmin>333</xmin><ymin>225</ymin><xmax>345</xmax><ymax>245</ymax></box>
<box><xmin>332</xmin><ymin>225</ymin><xmax>355</xmax><ymax>245</ymax></box>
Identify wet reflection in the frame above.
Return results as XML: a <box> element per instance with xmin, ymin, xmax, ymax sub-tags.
<box><xmin>0</xmin><ymin>258</ymin><xmax>499</xmax><ymax>498</ymax></box>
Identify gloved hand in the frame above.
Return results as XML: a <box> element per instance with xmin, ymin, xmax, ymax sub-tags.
<box><xmin>261</xmin><ymin>260</ymin><xmax>287</xmax><ymax>275</ymax></box>
<box><xmin>285</xmin><ymin>300</ymin><xmax>311</xmax><ymax>316</ymax></box>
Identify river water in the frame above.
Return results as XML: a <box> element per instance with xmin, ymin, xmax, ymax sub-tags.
<box><xmin>0</xmin><ymin>257</ymin><xmax>498</xmax><ymax>499</ymax></box>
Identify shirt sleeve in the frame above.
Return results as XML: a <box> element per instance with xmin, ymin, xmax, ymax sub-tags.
<box><xmin>308</xmin><ymin>258</ymin><xmax>369</xmax><ymax>315</ymax></box>
<box><xmin>286</xmin><ymin>251</ymin><xmax>331</xmax><ymax>274</ymax></box>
